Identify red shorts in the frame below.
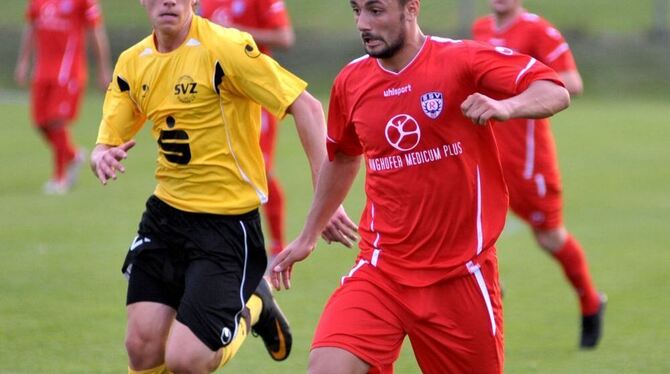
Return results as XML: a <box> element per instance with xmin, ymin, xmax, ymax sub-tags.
<box><xmin>31</xmin><ymin>79</ymin><xmax>83</xmax><ymax>126</ymax></box>
<box><xmin>505</xmin><ymin>167</ymin><xmax>563</xmax><ymax>230</ymax></box>
<box><xmin>259</xmin><ymin>108</ymin><xmax>278</xmax><ymax>172</ymax></box>
<box><xmin>312</xmin><ymin>254</ymin><xmax>504</xmax><ymax>374</ymax></box>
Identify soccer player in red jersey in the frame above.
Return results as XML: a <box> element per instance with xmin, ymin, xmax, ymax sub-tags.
<box><xmin>199</xmin><ymin>0</ymin><xmax>296</xmax><ymax>259</ymax></box>
<box><xmin>472</xmin><ymin>0</ymin><xmax>606</xmax><ymax>349</ymax></box>
<box><xmin>15</xmin><ymin>0</ymin><xmax>111</xmax><ymax>194</ymax></box>
<box><xmin>270</xmin><ymin>0</ymin><xmax>570</xmax><ymax>372</ymax></box>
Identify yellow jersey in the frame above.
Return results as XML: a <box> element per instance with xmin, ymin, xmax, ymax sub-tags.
<box><xmin>97</xmin><ymin>15</ymin><xmax>307</xmax><ymax>214</ymax></box>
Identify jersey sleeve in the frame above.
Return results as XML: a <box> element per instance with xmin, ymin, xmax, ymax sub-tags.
<box><xmin>96</xmin><ymin>53</ymin><xmax>146</xmax><ymax>146</ymax></box>
<box><xmin>259</xmin><ymin>0</ymin><xmax>291</xmax><ymax>28</ymax></box>
<box><xmin>326</xmin><ymin>74</ymin><xmax>363</xmax><ymax>160</ymax></box>
<box><xmin>468</xmin><ymin>42</ymin><xmax>563</xmax><ymax>99</ymax></box>
<box><xmin>83</xmin><ymin>0</ymin><xmax>103</xmax><ymax>27</ymax></box>
<box><xmin>216</xmin><ymin>30</ymin><xmax>306</xmax><ymax>119</ymax></box>
<box><xmin>531</xmin><ymin>21</ymin><xmax>577</xmax><ymax>73</ymax></box>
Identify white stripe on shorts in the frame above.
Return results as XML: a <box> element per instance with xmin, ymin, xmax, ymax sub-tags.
<box><xmin>220</xmin><ymin>221</ymin><xmax>250</xmax><ymax>346</ymax></box>
<box><xmin>340</xmin><ymin>259</ymin><xmax>368</xmax><ymax>285</ymax></box>
<box><xmin>467</xmin><ymin>261</ymin><xmax>497</xmax><ymax>336</ymax></box>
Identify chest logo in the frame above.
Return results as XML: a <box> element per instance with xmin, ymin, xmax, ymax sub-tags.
<box><xmin>385</xmin><ymin>114</ymin><xmax>421</xmax><ymax>152</ymax></box>
<box><xmin>174</xmin><ymin>75</ymin><xmax>198</xmax><ymax>103</ymax></box>
<box><xmin>420</xmin><ymin>92</ymin><xmax>443</xmax><ymax>120</ymax></box>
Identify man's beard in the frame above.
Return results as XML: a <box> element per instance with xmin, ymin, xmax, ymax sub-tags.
<box><xmin>364</xmin><ymin>32</ymin><xmax>405</xmax><ymax>59</ymax></box>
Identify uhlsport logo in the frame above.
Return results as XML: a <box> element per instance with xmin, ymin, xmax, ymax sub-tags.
<box><xmin>420</xmin><ymin>92</ymin><xmax>443</xmax><ymax>119</ymax></box>
<box><xmin>174</xmin><ymin>75</ymin><xmax>198</xmax><ymax>103</ymax></box>
<box><xmin>385</xmin><ymin>114</ymin><xmax>421</xmax><ymax>151</ymax></box>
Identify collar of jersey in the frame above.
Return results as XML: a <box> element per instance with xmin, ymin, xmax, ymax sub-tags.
<box><xmin>375</xmin><ymin>36</ymin><xmax>429</xmax><ymax>77</ymax></box>
<box><xmin>149</xmin><ymin>15</ymin><xmax>200</xmax><ymax>56</ymax></box>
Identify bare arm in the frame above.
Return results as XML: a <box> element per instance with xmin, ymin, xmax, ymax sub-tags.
<box><xmin>90</xmin><ymin>23</ymin><xmax>112</xmax><ymax>90</ymax></box>
<box><xmin>90</xmin><ymin>140</ymin><xmax>136</xmax><ymax>185</ymax></box>
<box><xmin>559</xmin><ymin>70</ymin><xmax>583</xmax><ymax>97</ymax></box>
<box><xmin>230</xmin><ymin>25</ymin><xmax>295</xmax><ymax>49</ymax></box>
<box><xmin>15</xmin><ymin>24</ymin><xmax>34</xmax><ymax>87</ymax></box>
<box><xmin>270</xmin><ymin>152</ymin><xmax>362</xmax><ymax>290</ymax></box>
<box><xmin>287</xmin><ymin>91</ymin><xmax>358</xmax><ymax>246</ymax></box>
<box><xmin>461</xmin><ymin>80</ymin><xmax>570</xmax><ymax>125</ymax></box>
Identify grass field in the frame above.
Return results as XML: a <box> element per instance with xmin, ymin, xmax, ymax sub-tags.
<box><xmin>0</xmin><ymin>89</ymin><xmax>669</xmax><ymax>373</ymax></box>
<box><xmin>0</xmin><ymin>0</ymin><xmax>661</xmax><ymax>34</ymax></box>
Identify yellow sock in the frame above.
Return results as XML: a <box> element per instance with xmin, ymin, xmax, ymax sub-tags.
<box><xmin>128</xmin><ymin>363</ymin><xmax>170</xmax><ymax>374</ymax></box>
<box><xmin>247</xmin><ymin>294</ymin><xmax>263</xmax><ymax>326</ymax></box>
<box><xmin>217</xmin><ymin>295</ymin><xmax>264</xmax><ymax>369</ymax></box>
<box><xmin>218</xmin><ymin>317</ymin><xmax>248</xmax><ymax>369</ymax></box>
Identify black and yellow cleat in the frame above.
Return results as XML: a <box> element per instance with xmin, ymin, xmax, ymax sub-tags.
<box><xmin>252</xmin><ymin>279</ymin><xmax>292</xmax><ymax>361</ymax></box>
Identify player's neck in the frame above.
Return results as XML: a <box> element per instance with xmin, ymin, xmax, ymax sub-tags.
<box><xmin>493</xmin><ymin>7</ymin><xmax>524</xmax><ymax>30</ymax></box>
<box><xmin>153</xmin><ymin>14</ymin><xmax>194</xmax><ymax>53</ymax></box>
<box><xmin>377</xmin><ymin>31</ymin><xmax>426</xmax><ymax>73</ymax></box>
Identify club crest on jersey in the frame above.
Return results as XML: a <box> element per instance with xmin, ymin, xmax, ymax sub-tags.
<box><xmin>174</xmin><ymin>75</ymin><xmax>198</xmax><ymax>103</ymax></box>
<box><xmin>420</xmin><ymin>92</ymin><xmax>443</xmax><ymax>119</ymax></box>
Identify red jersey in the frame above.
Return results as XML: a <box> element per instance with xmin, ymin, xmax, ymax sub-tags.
<box><xmin>472</xmin><ymin>12</ymin><xmax>576</xmax><ymax>182</ymax></box>
<box><xmin>26</xmin><ymin>0</ymin><xmax>102</xmax><ymax>84</ymax></box>
<box><xmin>198</xmin><ymin>0</ymin><xmax>290</xmax><ymax>55</ymax></box>
<box><xmin>327</xmin><ymin>37</ymin><xmax>562</xmax><ymax>286</ymax></box>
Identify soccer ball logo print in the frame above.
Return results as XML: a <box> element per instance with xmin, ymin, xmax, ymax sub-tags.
<box><xmin>385</xmin><ymin>114</ymin><xmax>421</xmax><ymax>151</ymax></box>
<box><xmin>420</xmin><ymin>92</ymin><xmax>443</xmax><ymax>119</ymax></box>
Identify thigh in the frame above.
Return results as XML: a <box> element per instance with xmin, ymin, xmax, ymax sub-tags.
<box><xmin>126</xmin><ymin>301</ymin><xmax>176</xmax><ymax>349</ymax></box>
<box><xmin>30</xmin><ymin>80</ymin><xmax>52</xmax><ymax>126</ymax></box>
<box><xmin>177</xmin><ymin>217</ymin><xmax>267</xmax><ymax>351</ymax></box>
<box><xmin>312</xmin><ymin>263</ymin><xmax>405</xmax><ymax>373</ymax></box>
<box><xmin>507</xmin><ymin>170</ymin><xmax>564</xmax><ymax>230</ymax></box>
<box><xmin>409</xmin><ymin>257</ymin><xmax>504</xmax><ymax>374</ymax></box>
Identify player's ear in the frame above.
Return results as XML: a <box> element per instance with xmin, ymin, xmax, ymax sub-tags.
<box><xmin>405</xmin><ymin>0</ymin><xmax>420</xmax><ymax>21</ymax></box>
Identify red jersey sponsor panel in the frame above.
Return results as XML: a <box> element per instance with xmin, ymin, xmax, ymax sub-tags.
<box><xmin>26</xmin><ymin>0</ymin><xmax>102</xmax><ymax>84</ymax></box>
<box><xmin>199</xmin><ymin>0</ymin><xmax>290</xmax><ymax>55</ymax></box>
<box><xmin>472</xmin><ymin>12</ymin><xmax>575</xmax><ymax>182</ymax></box>
<box><xmin>327</xmin><ymin>37</ymin><xmax>562</xmax><ymax>286</ymax></box>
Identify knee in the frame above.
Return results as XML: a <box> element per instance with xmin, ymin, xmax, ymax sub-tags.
<box><xmin>534</xmin><ymin>227</ymin><xmax>568</xmax><ymax>253</ymax></box>
<box><xmin>165</xmin><ymin>349</ymin><xmax>219</xmax><ymax>374</ymax></box>
<box><xmin>125</xmin><ymin>330</ymin><xmax>165</xmax><ymax>369</ymax></box>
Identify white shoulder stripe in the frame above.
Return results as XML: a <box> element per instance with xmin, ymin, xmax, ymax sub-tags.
<box><xmin>515</xmin><ymin>57</ymin><xmax>537</xmax><ymax>86</ymax></box>
<box><xmin>186</xmin><ymin>38</ymin><xmax>201</xmax><ymax>47</ymax></box>
<box><xmin>431</xmin><ymin>36</ymin><xmax>463</xmax><ymax>44</ymax></box>
<box><xmin>326</xmin><ymin>135</ymin><xmax>337</xmax><ymax>143</ymax></box>
<box><xmin>348</xmin><ymin>54</ymin><xmax>369</xmax><ymax>65</ymax></box>
<box><xmin>545</xmin><ymin>43</ymin><xmax>569</xmax><ymax>63</ymax></box>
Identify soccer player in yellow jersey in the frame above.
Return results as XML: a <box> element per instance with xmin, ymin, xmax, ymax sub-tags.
<box><xmin>90</xmin><ymin>0</ymin><xmax>357</xmax><ymax>373</ymax></box>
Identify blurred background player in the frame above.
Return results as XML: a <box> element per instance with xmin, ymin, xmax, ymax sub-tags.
<box><xmin>199</xmin><ymin>0</ymin><xmax>296</xmax><ymax>261</ymax></box>
<box><xmin>15</xmin><ymin>0</ymin><xmax>111</xmax><ymax>195</ymax></box>
<box><xmin>472</xmin><ymin>0</ymin><xmax>606</xmax><ymax>349</ymax></box>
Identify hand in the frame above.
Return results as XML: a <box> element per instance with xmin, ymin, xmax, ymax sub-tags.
<box><xmin>269</xmin><ymin>237</ymin><xmax>317</xmax><ymax>291</ymax></box>
<box><xmin>460</xmin><ymin>93</ymin><xmax>512</xmax><ymax>125</ymax></box>
<box><xmin>90</xmin><ymin>140</ymin><xmax>136</xmax><ymax>185</ymax></box>
<box><xmin>321</xmin><ymin>205</ymin><xmax>358</xmax><ymax>248</ymax></box>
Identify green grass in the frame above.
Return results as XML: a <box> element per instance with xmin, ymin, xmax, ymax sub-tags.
<box><xmin>0</xmin><ymin>0</ymin><xmax>662</xmax><ymax>34</ymax></box>
<box><xmin>0</xmin><ymin>90</ymin><xmax>669</xmax><ymax>373</ymax></box>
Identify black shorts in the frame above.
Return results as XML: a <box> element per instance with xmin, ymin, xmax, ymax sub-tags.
<box><xmin>122</xmin><ymin>195</ymin><xmax>266</xmax><ymax>351</ymax></box>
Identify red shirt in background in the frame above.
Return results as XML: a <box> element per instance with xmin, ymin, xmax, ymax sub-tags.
<box><xmin>26</xmin><ymin>0</ymin><xmax>102</xmax><ymax>85</ymax></box>
<box><xmin>198</xmin><ymin>0</ymin><xmax>290</xmax><ymax>55</ymax></box>
<box><xmin>472</xmin><ymin>12</ymin><xmax>577</xmax><ymax>185</ymax></box>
